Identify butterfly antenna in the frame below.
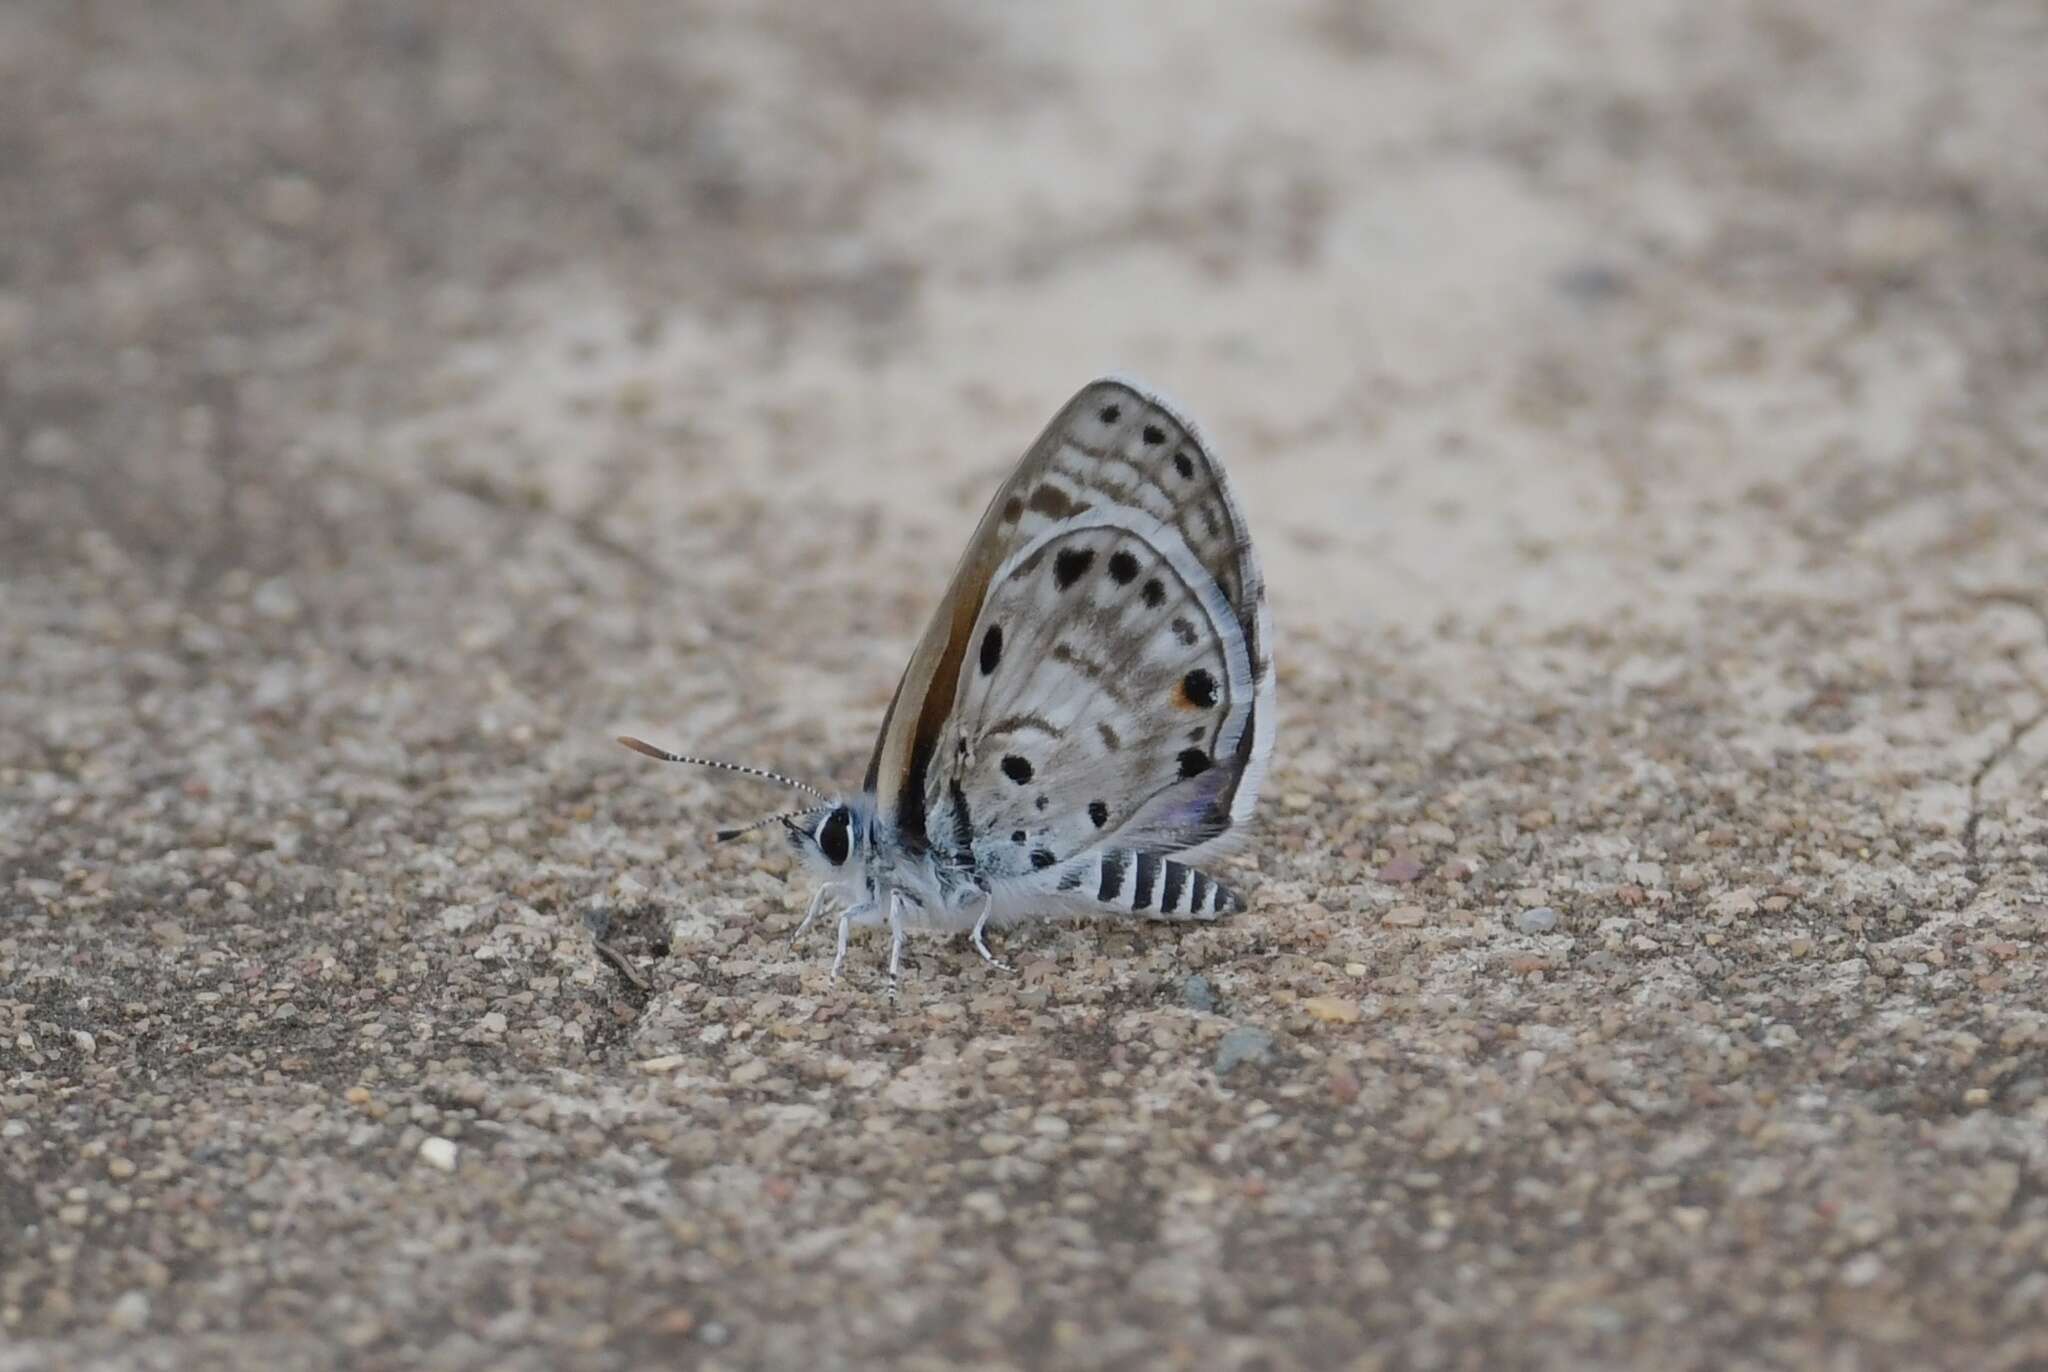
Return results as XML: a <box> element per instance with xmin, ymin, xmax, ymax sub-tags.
<box><xmin>616</xmin><ymin>736</ymin><xmax>829</xmax><ymax>802</ymax></box>
<box><xmin>712</xmin><ymin>807</ymin><xmax>817</xmax><ymax>843</ymax></box>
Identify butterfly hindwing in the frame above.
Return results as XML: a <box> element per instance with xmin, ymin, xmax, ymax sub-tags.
<box><xmin>912</xmin><ymin>377</ymin><xmax>1274</xmax><ymax>885</ymax></box>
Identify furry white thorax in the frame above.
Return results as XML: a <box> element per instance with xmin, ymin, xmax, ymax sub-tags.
<box><xmin>788</xmin><ymin>791</ymin><xmax>1108</xmax><ymax>934</ymax></box>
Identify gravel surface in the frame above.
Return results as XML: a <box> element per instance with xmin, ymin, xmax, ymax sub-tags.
<box><xmin>5</xmin><ymin>3</ymin><xmax>2048</xmax><ymax>1369</ymax></box>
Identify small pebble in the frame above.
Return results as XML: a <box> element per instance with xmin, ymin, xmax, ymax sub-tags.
<box><xmin>418</xmin><ymin>1137</ymin><xmax>459</xmax><ymax>1172</ymax></box>
<box><xmin>1304</xmin><ymin>996</ymin><xmax>1361</xmax><ymax>1024</ymax></box>
<box><xmin>1376</xmin><ymin>853</ymin><xmax>1425</xmax><ymax>884</ymax></box>
<box><xmin>1517</xmin><ymin>906</ymin><xmax>1559</xmax><ymax>934</ymax></box>
<box><xmin>1214</xmin><ymin>1027</ymin><xmax>1274</xmax><ymax>1074</ymax></box>
<box><xmin>1180</xmin><ymin>975</ymin><xmax>1217</xmax><ymax>1013</ymax></box>
<box><xmin>106</xmin><ymin>1290</ymin><xmax>150</xmax><ymax>1333</ymax></box>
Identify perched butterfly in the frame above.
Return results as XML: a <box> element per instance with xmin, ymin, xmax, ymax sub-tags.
<box><xmin>621</xmin><ymin>375</ymin><xmax>1275</xmax><ymax>991</ymax></box>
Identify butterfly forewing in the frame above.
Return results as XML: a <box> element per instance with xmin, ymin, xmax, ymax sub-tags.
<box><xmin>871</xmin><ymin>376</ymin><xmax>1273</xmax><ymax>880</ymax></box>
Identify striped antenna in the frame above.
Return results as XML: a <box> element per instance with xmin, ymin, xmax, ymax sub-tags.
<box><xmin>616</xmin><ymin>736</ymin><xmax>828</xmax><ymax>802</ymax></box>
<box><xmin>713</xmin><ymin>807</ymin><xmax>819</xmax><ymax>843</ymax></box>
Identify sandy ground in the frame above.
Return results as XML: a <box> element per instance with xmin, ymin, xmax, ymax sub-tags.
<box><xmin>5</xmin><ymin>2</ymin><xmax>2048</xmax><ymax>1368</ymax></box>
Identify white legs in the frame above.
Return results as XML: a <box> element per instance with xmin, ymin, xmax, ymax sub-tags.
<box><xmin>800</xmin><ymin>884</ymin><xmax>1005</xmax><ymax>991</ymax></box>
<box><xmin>830</xmin><ymin>900</ymin><xmax>862</xmax><ymax>979</ymax></box>
<box><xmin>885</xmin><ymin>891</ymin><xmax>907</xmax><ymax>998</ymax></box>
<box><xmin>969</xmin><ymin>893</ymin><xmax>1010</xmax><ymax>972</ymax></box>
<box><xmin>790</xmin><ymin>885</ymin><xmax>834</xmax><ymax>949</ymax></box>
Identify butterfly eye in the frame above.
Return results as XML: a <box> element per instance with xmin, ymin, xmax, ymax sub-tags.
<box><xmin>818</xmin><ymin>807</ymin><xmax>852</xmax><ymax>866</ymax></box>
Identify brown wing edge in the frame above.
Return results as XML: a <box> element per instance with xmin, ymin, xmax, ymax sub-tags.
<box><xmin>860</xmin><ymin>381</ymin><xmax>1113</xmax><ymax>852</ymax></box>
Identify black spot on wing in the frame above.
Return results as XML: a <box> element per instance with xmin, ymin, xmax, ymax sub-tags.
<box><xmin>1178</xmin><ymin>748</ymin><xmax>1212</xmax><ymax>779</ymax></box>
<box><xmin>1098</xmin><ymin>403</ymin><xmax>1121</xmax><ymax>423</ymax></box>
<box><xmin>1108</xmin><ymin>550</ymin><xmax>1139</xmax><ymax>584</ymax></box>
<box><xmin>1088</xmin><ymin>800</ymin><xmax>1108</xmax><ymax>828</ymax></box>
<box><xmin>979</xmin><ymin>624</ymin><xmax>1003</xmax><ymax>675</ymax></box>
<box><xmin>1053</xmin><ymin>547</ymin><xmax>1095</xmax><ymax>590</ymax></box>
<box><xmin>1171</xmin><ymin>616</ymin><xmax>1197</xmax><ymax>646</ymax></box>
<box><xmin>1059</xmin><ymin>866</ymin><xmax>1086</xmax><ymax>891</ymax></box>
<box><xmin>1097</xmin><ymin>721</ymin><xmax>1121</xmax><ymax>751</ymax></box>
<box><xmin>1001</xmin><ymin>755</ymin><xmax>1034</xmax><ymax>784</ymax></box>
<box><xmin>1173</xmin><ymin>451</ymin><xmax>1195</xmax><ymax>479</ymax></box>
<box><xmin>1142</xmin><ymin>423</ymin><xmax>1165</xmax><ymax>445</ymax></box>
<box><xmin>1182</xmin><ymin>668</ymin><xmax>1218</xmax><ymax>708</ymax></box>
<box><xmin>1188</xmin><ymin>870</ymin><xmax>1210</xmax><ymax>914</ymax></box>
<box><xmin>1030</xmin><ymin>848</ymin><xmax>1056</xmax><ymax>870</ymax></box>
<box><xmin>1011</xmin><ymin>830</ymin><xmax>1026</xmax><ymax>844</ymax></box>
<box><xmin>1142</xmin><ymin>578</ymin><xmax>1166</xmax><ymax>609</ymax></box>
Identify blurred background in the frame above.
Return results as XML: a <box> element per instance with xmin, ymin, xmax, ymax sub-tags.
<box><xmin>5</xmin><ymin>2</ymin><xmax>2048</xmax><ymax>1367</ymax></box>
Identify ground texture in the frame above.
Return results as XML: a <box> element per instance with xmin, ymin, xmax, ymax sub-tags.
<box><xmin>4</xmin><ymin>2</ymin><xmax>2048</xmax><ymax>1368</ymax></box>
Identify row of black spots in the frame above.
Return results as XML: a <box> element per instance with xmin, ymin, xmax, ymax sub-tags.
<box><xmin>1128</xmin><ymin>411</ymin><xmax>1202</xmax><ymax>484</ymax></box>
<box><xmin>1048</xmin><ymin>537</ymin><xmax>1183</xmax><ymax>621</ymax></box>
<box><xmin>1089</xmin><ymin>395</ymin><xmax>1199</xmax><ymax>484</ymax></box>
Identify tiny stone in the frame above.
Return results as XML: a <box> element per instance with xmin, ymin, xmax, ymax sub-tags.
<box><xmin>1303</xmin><ymin>996</ymin><xmax>1361</xmax><ymax>1024</ymax></box>
<box><xmin>1382</xmin><ymin>906</ymin><xmax>1427</xmax><ymax>927</ymax></box>
<box><xmin>418</xmin><ymin>1136</ymin><xmax>459</xmax><ymax>1172</ymax></box>
<box><xmin>107</xmin><ymin>1290</ymin><xmax>150</xmax><ymax>1333</ymax></box>
<box><xmin>1517</xmin><ymin>906</ymin><xmax>1559</xmax><ymax>934</ymax></box>
<box><xmin>1214</xmin><ymin>1027</ymin><xmax>1274</xmax><ymax>1074</ymax></box>
<box><xmin>106</xmin><ymin>1157</ymin><xmax>136</xmax><ymax>1181</ymax></box>
<box><xmin>1180</xmin><ymin>975</ymin><xmax>1217</xmax><ymax>1013</ymax></box>
<box><xmin>1376</xmin><ymin>852</ymin><xmax>1425</xmax><ymax>884</ymax></box>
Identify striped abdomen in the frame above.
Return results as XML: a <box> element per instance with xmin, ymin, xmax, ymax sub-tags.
<box><xmin>1057</xmin><ymin>848</ymin><xmax>1239</xmax><ymax>920</ymax></box>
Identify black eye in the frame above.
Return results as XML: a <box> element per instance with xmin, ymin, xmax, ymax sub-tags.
<box><xmin>818</xmin><ymin>807</ymin><xmax>851</xmax><ymax>866</ymax></box>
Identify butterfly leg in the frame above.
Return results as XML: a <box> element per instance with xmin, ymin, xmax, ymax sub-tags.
<box><xmin>830</xmin><ymin>899</ymin><xmax>867</xmax><ymax>980</ymax></box>
<box><xmin>969</xmin><ymin>894</ymin><xmax>1012</xmax><ymax>973</ymax></box>
<box><xmin>884</xmin><ymin>891</ymin><xmax>908</xmax><ymax>999</ymax></box>
<box><xmin>790</xmin><ymin>884</ymin><xmax>835</xmax><ymax>950</ymax></box>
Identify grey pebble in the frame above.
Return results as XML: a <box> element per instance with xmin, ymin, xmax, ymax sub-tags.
<box><xmin>1214</xmin><ymin>1026</ymin><xmax>1274</xmax><ymax>1074</ymax></box>
<box><xmin>1180</xmin><ymin>975</ymin><xmax>1217</xmax><ymax>1013</ymax></box>
<box><xmin>1517</xmin><ymin>906</ymin><xmax>1559</xmax><ymax>934</ymax></box>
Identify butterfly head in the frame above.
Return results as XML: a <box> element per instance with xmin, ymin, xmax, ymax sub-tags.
<box><xmin>782</xmin><ymin>795</ymin><xmax>874</xmax><ymax>879</ymax></box>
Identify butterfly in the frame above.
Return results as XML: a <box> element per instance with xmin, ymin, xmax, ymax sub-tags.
<box><xmin>621</xmin><ymin>375</ymin><xmax>1275</xmax><ymax>992</ymax></box>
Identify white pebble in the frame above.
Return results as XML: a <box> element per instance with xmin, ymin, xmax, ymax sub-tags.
<box><xmin>107</xmin><ymin>1290</ymin><xmax>150</xmax><ymax>1333</ymax></box>
<box><xmin>418</xmin><ymin>1136</ymin><xmax>459</xmax><ymax>1172</ymax></box>
<box><xmin>1517</xmin><ymin>906</ymin><xmax>1559</xmax><ymax>934</ymax></box>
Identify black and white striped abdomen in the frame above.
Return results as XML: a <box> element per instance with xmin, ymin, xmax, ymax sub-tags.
<box><xmin>1055</xmin><ymin>848</ymin><xmax>1239</xmax><ymax>920</ymax></box>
